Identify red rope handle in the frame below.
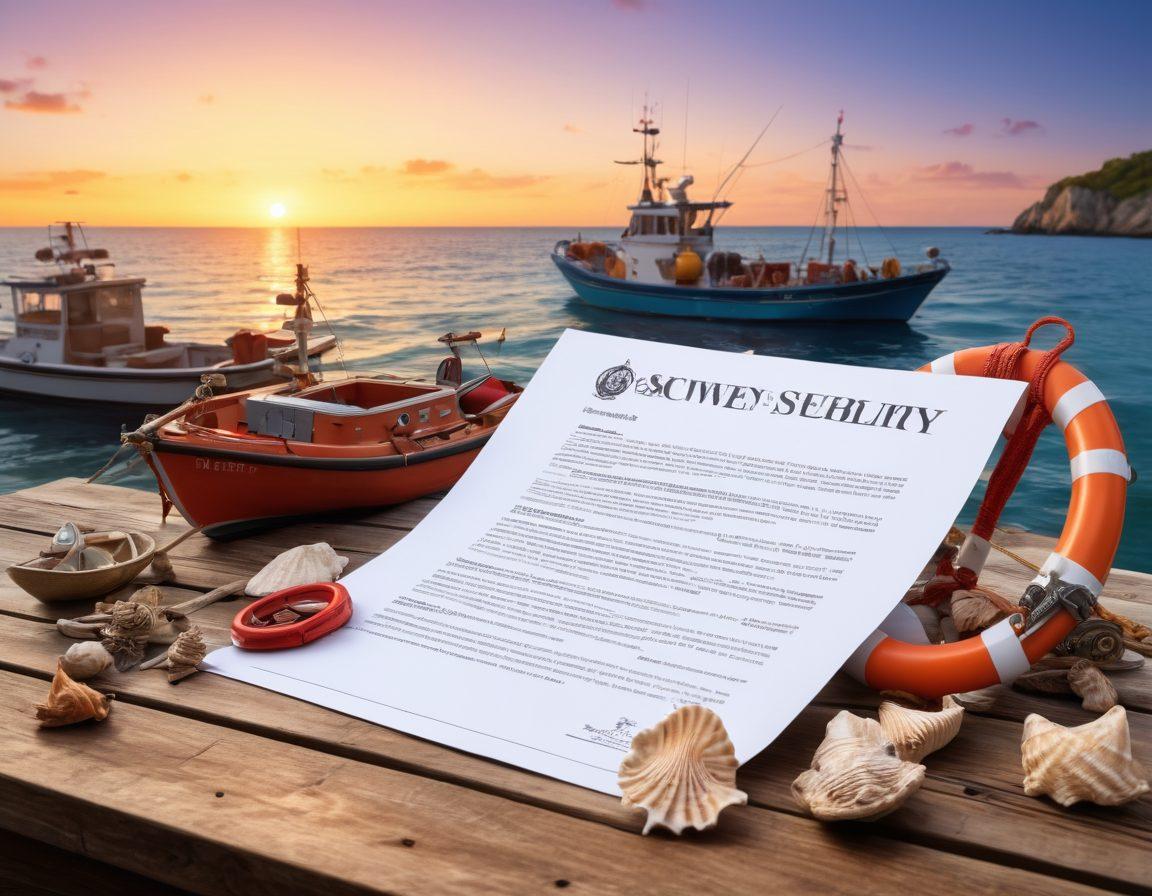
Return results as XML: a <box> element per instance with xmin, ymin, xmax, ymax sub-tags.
<box><xmin>913</xmin><ymin>318</ymin><xmax>1076</xmax><ymax>607</ymax></box>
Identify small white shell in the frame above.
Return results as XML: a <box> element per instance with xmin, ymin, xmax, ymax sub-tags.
<box><xmin>950</xmin><ymin>686</ymin><xmax>1003</xmax><ymax>712</ymax></box>
<box><xmin>792</xmin><ymin>711</ymin><xmax>925</xmax><ymax>822</ymax></box>
<box><xmin>58</xmin><ymin>642</ymin><xmax>114</xmax><ymax>680</ymax></box>
<box><xmin>245</xmin><ymin>543</ymin><xmax>349</xmax><ymax>597</ymax></box>
<box><xmin>1067</xmin><ymin>660</ymin><xmax>1119</xmax><ymax>714</ymax></box>
<box><xmin>1021</xmin><ymin>706</ymin><xmax>1149</xmax><ymax>806</ymax></box>
<box><xmin>617</xmin><ymin>705</ymin><xmax>747</xmax><ymax>835</ymax></box>
<box><xmin>878</xmin><ymin>695</ymin><xmax>964</xmax><ymax>762</ymax></box>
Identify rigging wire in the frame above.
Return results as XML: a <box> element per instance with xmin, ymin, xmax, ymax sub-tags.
<box><xmin>839</xmin><ymin>151</ymin><xmax>898</xmax><ymax>258</ymax></box>
<box><xmin>709</xmin><ymin>104</ymin><xmax>783</xmax><ymax>207</ymax></box>
<box><xmin>798</xmin><ymin>162</ymin><xmax>833</xmax><ymax>270</ymax></box>
<box><xmin>741</xmin><ymin>137</ymin><xmax>830</xmax><ymax>168</ymax></box>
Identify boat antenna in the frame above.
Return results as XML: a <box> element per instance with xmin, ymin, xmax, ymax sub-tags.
<box><xmin>707</xmin><ymin>104</ymin><xmax>782</xmax><ymax>224</ymax></box>
<box><xmin>614</xmin><ymin>101</ymin><xmax>661</xmax><ymax>203</ymax></box>
<box><xmin>681</xmin><ymin>79</ymin><xmax>690</xmax><ymax>173</ymax></box>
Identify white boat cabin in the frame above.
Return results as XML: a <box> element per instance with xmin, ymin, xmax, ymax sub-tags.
<box><xmin>2</xmin><ymin>276</ymin><xmax>227</xmax><ymax>369</ymax></box>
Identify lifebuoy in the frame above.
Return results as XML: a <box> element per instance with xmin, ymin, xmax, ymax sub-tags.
<box><xmin>845</xmin><ymin>320</ymin><xmax>1130</xmax><ymax>698</ymax></box>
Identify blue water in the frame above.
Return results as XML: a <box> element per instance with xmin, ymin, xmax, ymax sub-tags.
<box><xmin>1</xmin><ymin>226</ymin><xmax>1148</xmax><ymax>571</ymax></box>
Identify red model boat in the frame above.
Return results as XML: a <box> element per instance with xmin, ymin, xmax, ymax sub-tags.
<box><xmin>130</xmin><ymin>333</ymin><xmax>521</xmax><ymax>537</ymax></box>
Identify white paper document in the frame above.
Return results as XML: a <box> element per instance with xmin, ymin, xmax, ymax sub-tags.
<box><xmin>206</xmin><ymin>330</ymin><xmax>1025</xmax><ymax>794</ymax></box>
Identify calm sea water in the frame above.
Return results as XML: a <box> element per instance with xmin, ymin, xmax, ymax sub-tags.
<box><xmin>1</xmin><ymin>226</ymin><xmax>1148</xmax><ymax>572</ymax></box>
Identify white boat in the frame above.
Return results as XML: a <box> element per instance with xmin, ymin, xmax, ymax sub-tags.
<box><xmin>1</xmin><ymin>223</ymin><xmax>337</xmax><ymax>406</ymax></box>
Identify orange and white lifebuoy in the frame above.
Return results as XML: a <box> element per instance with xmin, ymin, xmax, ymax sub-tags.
<box><xmin>845</xmin><ymin>320</ymin><xmax>1130</xmax><ymax>698</ymax></box>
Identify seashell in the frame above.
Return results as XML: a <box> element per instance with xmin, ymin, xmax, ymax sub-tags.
<box><xmin>166</xmin><ymin>627</ymin><xmax>207</xmax><ymax>682</ymax></box>
<box><xmin>245</xmin><ymin>543</ymin><xmax>349</xmax><ymax>597</ymax></box>
<box><xmin>950</xmin><ymin>590</ymin><xmax>1008</xmax><ymax>634</ymax></box>
<box><xmin>879</xmin><ymin>695</ymin><xmax>964</xmax><ymax>762</ymax></box>
<box><xmin>1012</xmin><ymin>669</ymin><xmax>1073</xmax><ymax>696</ymax></box>
<box><xmin>35</xmin><ymin>662</ymin><xmax>114</xmax><ymax>727</ymax></box>
<box><xmin>1068</xmin><ymin>660</ymin><xmax>1118</xmax><ymax>713</ymax></box>
<box><xmin>791</xmin><ymin>711</ymin><xmax>925</xmax><ymax>822</ymax></box>
<box><xmin>908</xmin><ymin>603</ymin><xmax>943</xmax><ymax>643</ymax></box>
<box><xmin>617</xmin><ymin>705</ymin><xmax>747</xmax><ymax>835</ymax></box>
<box><xmin>58</xmin><ymin>642</ymin><xmax>113</xmax><ymax>680</ymax></box>
<box><xmin>96</xmin><ymin>584</ymin><xmax>164</xmax><ymax>615</ymax></box>
<box><xmin>950</xmin><ymin>686</ymin><xmax>1003</xmax><ymax>712</ymax></box>
<box><xmin>1021</xmin><ymin>706</ymin><xmax>1149</xmax><ymax>806</ymax></box>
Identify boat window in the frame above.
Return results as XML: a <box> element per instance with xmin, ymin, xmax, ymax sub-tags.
<box><xmin>655</xmin><ymin>217</ymin><xmax>667</xmax><ymax>235</ymax></box>
<box><xmin>640</xmin><ymin>216</ymin><xmax>654</xmax><ymax>235</ymax></box>
<box><xmin>627</xmin><ymin>215</ymin><xmax>639</xmax><ymax>236</ymax></box>
<box><xmin>94</xmin><ymin>287</ymin><xmax>137</xmax><ymax>322</ymax></box>
<box><xmin>666</xmin><ymin>216</ymin><xmax>679</xmax><ymax>235</ymax></box>
<box><xmin>15</xmin><ymin>291</ymin><xmax>62</xmax><ymax>325</ymax></box>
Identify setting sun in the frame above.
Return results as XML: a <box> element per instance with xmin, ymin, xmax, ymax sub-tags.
<box><xmin>269</xmin><ymin>202</ymin><xmax>286</xmax><ymax>219</ymax></box>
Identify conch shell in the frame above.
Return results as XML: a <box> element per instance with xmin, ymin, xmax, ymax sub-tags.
<box><xmin>35</xmin><ymin>662</ymin><xmax>114</xmax><ymax>727</ymax></box>
<box><xmin>1068</xmin><ymin>660</ymin><xmax>1119</xmax><ymax>713</ymax></box>
<box><xmin>245</xmin><ymin>543</ymin><xmax>349</xmax><ymax>597</ymax></box>
<box><xmin>878</xmin><ymin>695</ymin><xmax>964</xmax><ymax>762</ymax></box>
<box><xmin>58</xmin><ymin>642</ymin><xmax>113</xmax><ymax>680</ymax></box>
<box><xmin>1021</xmin><ymin>706</ymin><xmax>1149</xmax><ymax>806</ymax></box>
<box><xmin>617</xmin><ymin>705</ymin><xmax>747</xmax><ymax>835</ymax></box>
<box><xmin>792</xmin><ymin>711</ymin><xmax>925</xmax><ymax>822</ymax></box>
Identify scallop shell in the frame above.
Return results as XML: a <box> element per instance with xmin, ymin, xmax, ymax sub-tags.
<box><xmin>950</xmin><ymin>590</ymin><xmax>1008</xmax><ymax>634</ymax></box>
<box><xmin>792</xmin><ymin>711</ymin><xmax>925</xmax><ymax>822</ymax></box>
<box><xmin>617</xmin><ymin>705</ymin><xmax>747</xmax><ymax>835</ymax></box>
<box><xmin>35</xmin><ymin>662</ymin><xmax>114</xmax><ymax>727</ymax></box>
<box><xmin>58</xmin><ymin>642</ymin><xmax>113</xmax><ymax>680</ymax></box>
<box><xmin>1021</xmin><ymin>706</ymin><xmax>1149</xmax><ymax>806</ymax></box>
<box><xmin>1068</xmin><ymin>660</ymin><xmax>1119</xmax><ymax>713</ymax></box>
<box><xmin>245</xmin><ymin>543</ymin><xmax>349</xmax><ymax>597</ymax></box>
<box><xmin>879</xmin><ymin>695</ymin><xmax>964</xmax><ymax>762</ymax></box>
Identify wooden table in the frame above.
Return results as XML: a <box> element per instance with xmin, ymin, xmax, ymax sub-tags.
<box><xmin>1</xmin><ymin>478</ymin><xmax>1148</xmax><ymax>895</ymax></box>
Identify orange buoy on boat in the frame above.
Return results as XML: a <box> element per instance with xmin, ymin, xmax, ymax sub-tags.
<box><xmin>846</xmin><ymin>318</ymin><xmax>1130</xmax><ymax>698</ymax></box>
<box><xmin>674</xmin><ymin>248</ymin><xmax>703</xmax><ymax>284</ymax></box>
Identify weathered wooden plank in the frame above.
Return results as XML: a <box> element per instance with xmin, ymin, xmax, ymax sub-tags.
<box><xmin>0</xmin><ymin>830</ymin><xmax>194</xmax><ymax>896</ymax></box>
<box><xmin>1</xmin><ymin>612</ymin><xmax>1148</xmax><ymax>890</ymax></box>
<box><xmin>2</xmin><ymin>669</ymin><xmax>1113</xmax><ymax>896</ymax></box>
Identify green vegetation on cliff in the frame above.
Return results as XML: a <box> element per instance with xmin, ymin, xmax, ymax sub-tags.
<box><xmin>1055</xmin><ymin>150</ymin><xmax>1152</xmax><ymax>200</ymax></box>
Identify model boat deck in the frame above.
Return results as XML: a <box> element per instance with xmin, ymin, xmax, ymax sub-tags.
<box><xmin>0</xmin><ymin>477</ymin><xmax>1148</xmax><ymax>895</ymax></box>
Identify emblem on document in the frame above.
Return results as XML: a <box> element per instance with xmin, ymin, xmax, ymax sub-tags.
<box><xmin>595</xmin><ymin>360</ymin><xmax>635</xmax><ymax>400</ymax></box>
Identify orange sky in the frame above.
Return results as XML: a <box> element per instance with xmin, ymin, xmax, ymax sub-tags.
<box><xmin>1</xmin><ymin>1</ymin><xmax>1149</xmax><ymax>227</ymax></box>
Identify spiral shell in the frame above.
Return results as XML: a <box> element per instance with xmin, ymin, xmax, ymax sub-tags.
<box><xmin>878</xmin><ymin>695</ymin><xmax>964</xmax><ymax>762</ymax></box>
<box><xmin>617</xmin><ymin>705</ymin><xmax>747</xmax><ymax>835</ymax></box>
<box><xmin>166</xmin><ymin>627</ymin><xmax>207</xmax><ymax>683</ymax></box>
<box><xmin>35</xmin><ymin>662</ymin><xmax>114</xmax><ymax>727</ymax></box>
<box><xmin>792</xmin><ymin>711</ymin><xmax>925</xmax><ymax>822</ymax></box>
<box><xmin>1021</xmin><ymin>706</ymin><xmax>1149</xmax><ymax>806</ymax></box>
<box><xmin>1067</xmin><ymin>660</ymin><xmax>1119</xmax><ymax>714</ymax></box>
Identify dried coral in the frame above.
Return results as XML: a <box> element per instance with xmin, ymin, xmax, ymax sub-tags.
<box><xmin>140</xmin><ymin>627</ymin><xmax>207</xmax><ymax>683</ymax></box>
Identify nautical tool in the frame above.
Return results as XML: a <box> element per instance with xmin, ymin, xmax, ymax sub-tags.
<box><xmin>231</xmin><ymin>582</ymin><xmax>352</xmax><ymax>650</ymax></box>
<box><xmin>846</xmin><ymin>318</ymin><xmax>1130</xmax><ymax>698</ymax></box>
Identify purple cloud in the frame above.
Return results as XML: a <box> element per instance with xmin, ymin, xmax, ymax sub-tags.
<box><xmin>613</xmin><ymin>0</ymin><xmax>646</xmax><ymax>9</ymax></box>
<box><xmin>915</xmin><ymin>161</ymin><xmax>1024</xmax><ymax>188</ymax></box>
<box><xmin>943</xmin><ymin>123</ymin><xmax>974</xmax><ymax>137</ymax></box>
<box><xmin>4</xmin><ymin>90</ymin><xmax>83</xmax><ymax>114</ymax></box>
<box><xmin>1001</xmin><ymin>118</ymin><xmax>1042</xmax><ymax>136</ymax></box>
<box><xmin>26</xmin><ymin>55</ymin><xmax>48</xmax><ymax>70</ymax></box>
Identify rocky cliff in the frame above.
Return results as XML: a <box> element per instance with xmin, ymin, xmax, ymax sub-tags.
<box><xmin>1012</xmin><ymin>150</ymin><xmax>1151</xmax><ymax>237</ymax></box>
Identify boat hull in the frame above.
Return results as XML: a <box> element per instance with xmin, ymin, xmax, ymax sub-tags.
<box><xmin>0</xmin><ymin>335</ymin><xmax>337</xmax><ymax>407</ymax></box>
<box><xmin>553</xmin><ymin>254</ymin><xmax>948</xmax><ymax>322</ymax></box>
<box><xmin>150</xmin><ymin>436</ymin><xmax>489</xmax><ymax>538</ymax></box>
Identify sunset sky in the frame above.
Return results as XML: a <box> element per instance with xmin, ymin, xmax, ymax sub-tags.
<box><xmin>1</xmin><ymin>0</ymin><xmax>1149</xmax><ymax>227</ymax></box>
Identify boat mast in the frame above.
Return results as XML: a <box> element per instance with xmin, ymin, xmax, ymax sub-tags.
<box><xmin>822</xmin><ymin>112</ymin><xmax>845</xmax><ymax>265</ymax></box>
<box><xmin>616</xmin><ymin>106</ymin><xmax>661</xmax><ymax>204</ymax></box>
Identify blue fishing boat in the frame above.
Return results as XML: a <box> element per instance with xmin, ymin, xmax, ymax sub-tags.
<box><xmin>552</xmin><ymin>113</ymin><xmax>949</xmax><ymax>322</ymax></box>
